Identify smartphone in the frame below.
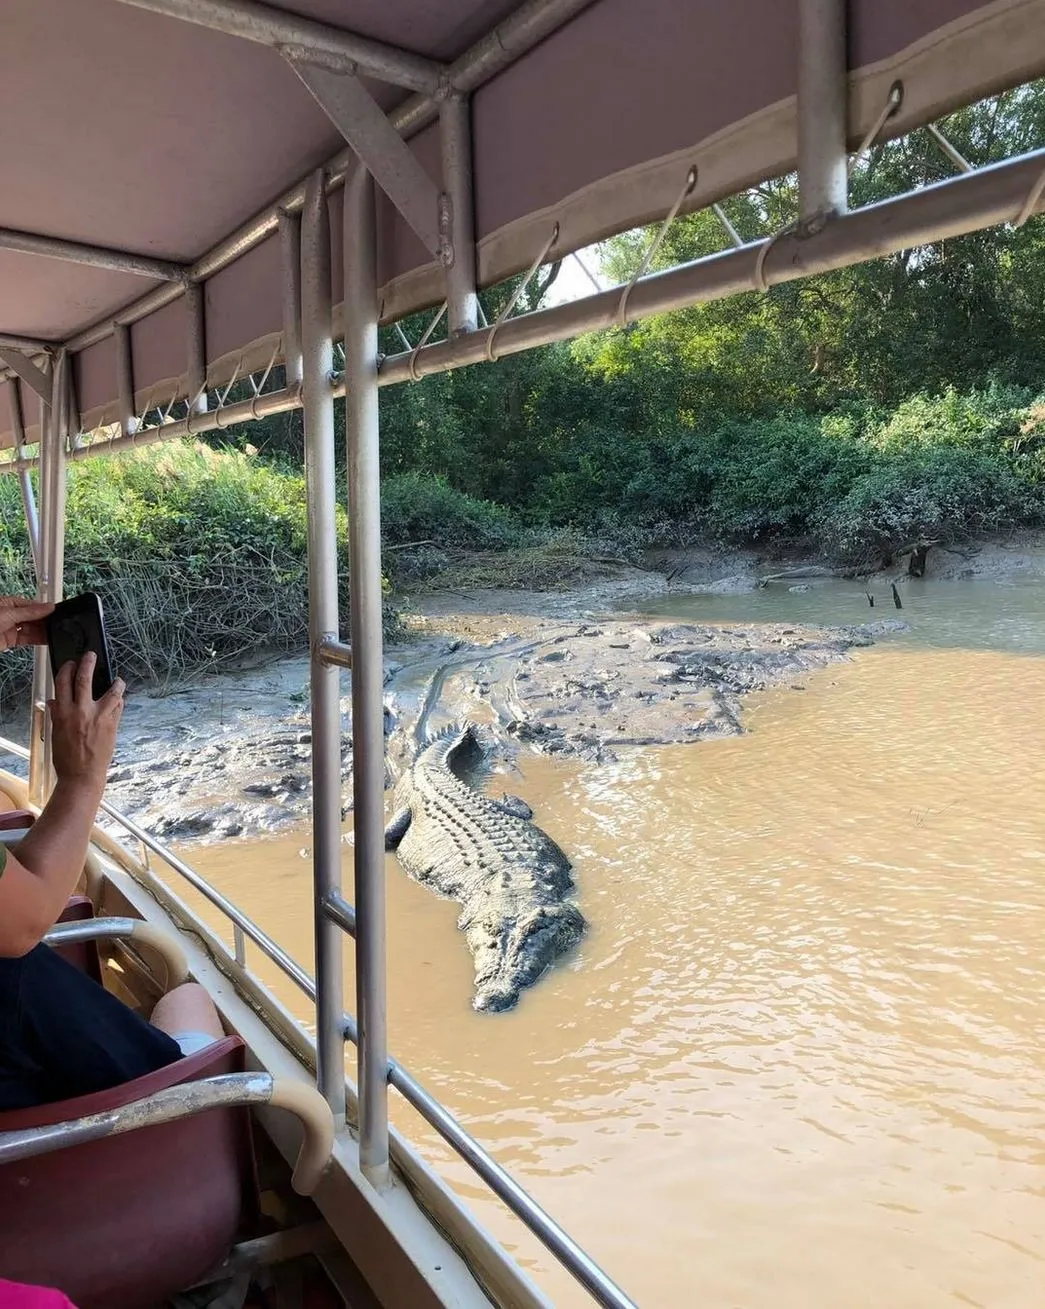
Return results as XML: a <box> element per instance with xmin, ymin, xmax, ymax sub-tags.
<box><xmin>46</xmin><ymin>592</ymin><xmax>116</xmax><ymax>701</ymax></box>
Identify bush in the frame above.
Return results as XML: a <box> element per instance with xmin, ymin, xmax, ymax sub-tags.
<box><xmin>381</xmin><ymin>472</ymin><xmax>519</xmax><ymax>549</ymax></box>
<box><xmin>817</xmin><ymin>446</ymin><xmax>1038</xmax><ymax>566</ymax></box>
<box><xmin>0</xmin><ymin>442</ymin><xmax>396</xmax><ymax>712</ymax></box>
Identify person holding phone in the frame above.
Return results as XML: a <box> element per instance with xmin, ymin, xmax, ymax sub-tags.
<box><xmin>0</xmin><ymin>595</ymin><xmax>224</xmax><ymax>1111</ymax></box>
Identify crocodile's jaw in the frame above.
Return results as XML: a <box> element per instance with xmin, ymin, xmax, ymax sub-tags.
<box><xmin>471</xmin><ymin>902</ymin><xmax>587</xmax><ymax>1013</ymax></box>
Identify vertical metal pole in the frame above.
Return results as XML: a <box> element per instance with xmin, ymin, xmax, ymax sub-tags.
<box><xmin>344</xmin><ymin>164</ymin><xmax>389</xmax><ymax>1184</ymax></box>
<box><xmin>301</xmin><ymin>170</ymin><xmax>347</xmax><ymax>1124</ymax></box>
<box><xmin>279</xmin><ymin>211</ymin><xmax>304</xmax><ymax>388</ymax></box>
<box><xmin>186</xmin><ymin>282</ymin><xmax>208</xmax><ymax>416</ymax></box>
<box><xmin>115</xmin><ymin>322</ymin><xmax>139</xmax><ymax>436</ymax></box>
<box><xmin>440</xmin><ymin>93</ymin><xmax>478</xmax><ymax>336</ymax></box>
<box><xmin>28</xmin><ymin>353</ymin><xmax>66</xmax><ymax>807</ymax></box>
<box><xmin>798</xmin><ymin>0</ymin><xmax>848</xmax><ymax>222</ymax></box>
<box><xmin>9</xmin><ymin>382</ymin><xmax>39</xmax><ymax>574</ymax></box>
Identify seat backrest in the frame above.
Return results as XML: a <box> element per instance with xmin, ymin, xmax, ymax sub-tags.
<box><xmin>0</xmin><ymin>1036</ymin><xmax>256</xmax><ymax>1309</ymax></box>
<box><xmin>51</xmin><ymin>896</ymin><xmax>102</xmax><ymax>984</ymax></box>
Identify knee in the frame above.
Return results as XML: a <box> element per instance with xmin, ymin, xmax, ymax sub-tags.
<box><xmin>150</xmin><ymin>981</ymin><xmax>225</xmax><ymax>1041</ymax></box>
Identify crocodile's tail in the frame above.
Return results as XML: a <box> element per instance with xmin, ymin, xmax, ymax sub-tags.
<box><xmin>423</xmin><ymin>720</ymin><xmax>483</xmax><ymax>770</ymax></box>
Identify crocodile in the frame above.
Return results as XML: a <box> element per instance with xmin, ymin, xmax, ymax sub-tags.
<box><xmin>384</xmin><ymin>724</ymin><xmax>585</xmax><ymax>1013</ymax></box>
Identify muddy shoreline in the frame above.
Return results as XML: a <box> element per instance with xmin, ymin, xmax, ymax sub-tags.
<box><xmin>0</xmin><ymin>608</ymin><xmax>902</xmax><ymax>846</ymax></box>
<box><xmin>2</xmin><ymin>530</ymin><xmax>1037</xmax><ymax>845</ymax></box>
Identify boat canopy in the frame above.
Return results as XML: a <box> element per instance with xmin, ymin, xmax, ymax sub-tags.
<box><xmin>2</xmin><ymin>0</ymin><xmax>1045</xmax><ymax>447</ymax></box>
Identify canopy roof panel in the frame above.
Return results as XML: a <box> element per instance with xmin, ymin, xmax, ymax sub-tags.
<box><xmin>2</xmin><ymin>0</ymin><xmax>1044</xmax><ymax>446</ymax></box>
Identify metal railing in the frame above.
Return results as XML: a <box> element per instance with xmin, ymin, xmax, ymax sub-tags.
<box><xmin>0</xmin><ymin>736</ymin><xmax>636</xmax><ymax>1309</ymax></box>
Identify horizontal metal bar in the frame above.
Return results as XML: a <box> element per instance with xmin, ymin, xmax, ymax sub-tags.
<box><xmin>323</xmin><ymin>891</ymin><xmax>357</xmax><ymax>939</ymax></box>
<box><xmin>0</xmin><ymin>227</ymin><xmax>187</xmax><ymax>281</ymax></box>
<box><xmin>317</xmin><ymin>637</ymin><xmax>352</xmax><ymax>669</ymax></box>
<box><xmin>376</xmin><ymin>145</ymin><xmax>1045</xmax><ymax>383</ymax></box>
<box><xmin>44</xmin><ymin>916</ymin><xmax>141</xmax><ymax>944</ymax></box>
<box><xmin>61</xmin><ymin>0</ymin><xmax>594</xmax><ymax>355</ymax></box>
<box><xmin>43</xmin><ymin>915</ymin><xmax>191</xmax><ymax>985</ymax></box>
<box><xmin>381</xmin><ymin>1043</ymin><xmax>634</xmax><ymax>1309</ymax></box>
<box><xmin>111</xmin><ymin>0</ymin><xmax>444</xmax><ymax>90</ymax></box>
<box><xmin>93</xmin><ymin>789</ymin><xmax>318</xmax><ymax>999</ymax></box>
<box><xmin>0</xmin><ymin>382</ymin><xmax>304</xmax><ymax>474</ymax></box>
<box><xmin>0</xmin><ymin>333</ymin><xmax>53</xmax><ymax>353</ymax></box>
<box><xmin>0</xmin><ymin>1072</ymin><xmax>275</xmax><ymax>1164</ymax></box>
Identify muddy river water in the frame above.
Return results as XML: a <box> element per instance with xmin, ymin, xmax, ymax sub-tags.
<box><xmin>182</xmin><ymin>577</ymin><xmax>1045</xmax><ymax>1308</ymax></box>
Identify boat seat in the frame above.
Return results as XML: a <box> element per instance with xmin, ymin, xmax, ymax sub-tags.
<box><xmin>0</xmin><ymin>1035</ymin><xmax>258</xmax><ymax>1309</ymax></box>
<box><xmin>52</xmin><ymin>895</ymin><xmax>102</xmax><ymax>984</ymax></box>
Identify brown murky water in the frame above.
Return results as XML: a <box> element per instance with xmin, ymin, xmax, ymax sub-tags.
<box><xmin>183</xmin><ymin>580</ymin><xmax>1045</xmax><ymax>1308</ymax></box>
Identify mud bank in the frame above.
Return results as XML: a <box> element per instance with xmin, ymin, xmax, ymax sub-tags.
<box><xmin>0</xmin><ymin>610</ymin><xmax>905</xmax><ymax>845</ymax></box>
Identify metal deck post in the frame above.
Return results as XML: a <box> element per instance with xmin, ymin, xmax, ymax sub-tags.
<box><xmin>279</xmin><ymin>211</ymin><xmax>304</xmax><ymax>389</ymax></box>
<box><xmin>344</xmin><ymin>164</ymin><xmax>389</xmax><ymax>1184</ymax></box>
<box><xmin>8</xmin><ymin>381</ymin><xmax>40</xmax><ymax>573</ymax></box>
<box><xmin>115</xmin><ymin>323</ymin><xmax>138</xmax><ymax>437</ymax></box>
<box><xmin>440</xmin><ymin>93</ymin><xmax>478</xmax><ymax>336</ymax></box>
<box><xmin>798</xmin><ymin>0</ymin><xmax>848</xmax><ymax>222</ymax></box>
<box><xmin>28</xmin><ymin>353</ymin><xmax>67</xmax><ymax>807</ymax></box>
<box><xmin>300</xmin><ymin>170</ymin><xmax>347</xmax><ymax>1123</ymax></box>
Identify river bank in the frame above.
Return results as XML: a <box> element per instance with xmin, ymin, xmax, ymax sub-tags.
<box><xmin>54</xmin><ymin>612</ymin><xmax>901</xmax><ymax>845</ymax></box>
<box><xmin>0</xmin><ymin>534</ymin><xmax>1037</xmax><ymax>846</ymax></box>
<box><xmin>396</xmin><ymin>527</ymin><xmax>1045</xmax><ymax>611</ymax></box>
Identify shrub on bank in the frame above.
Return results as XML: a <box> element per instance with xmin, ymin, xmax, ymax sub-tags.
<box><xmin>0</xmin><ymin>442</ymin><xmax>392</xmax><ymax>712</ymax></box>
<box><xmin>381</xmin><ymin>471</ymin><xmax>519</xmax><ymax>550</ymax></box>
<box><xmin>512</xmin><ymin>386</ymin><xmax>1045</xmax><ymax>563</ymax></box>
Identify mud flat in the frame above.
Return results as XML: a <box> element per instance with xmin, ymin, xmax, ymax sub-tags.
<box><xmin>0</xmin><ymin>612</ymin><xmax>905</xmax><ymax>845</ymax></box>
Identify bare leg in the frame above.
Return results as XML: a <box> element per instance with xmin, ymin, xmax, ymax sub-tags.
<box><xmin>150</xmin><ymin>982</ymin><xmax>224</xmax><ymax>1041</ymax></box>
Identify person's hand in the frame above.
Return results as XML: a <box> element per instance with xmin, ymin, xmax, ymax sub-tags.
<box><xmin>48</xmin><ymin>653</ymin><xmax>126</xmax><ymax>793</ymax></box>
<box><xmin>0</xmin><ymin>595</ymin><xmax>53</xmax><ymax>651</ymax></box>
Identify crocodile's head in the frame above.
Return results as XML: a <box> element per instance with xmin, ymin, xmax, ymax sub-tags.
<box><xmin>471</xmin><ymin>902</ymin><xmax>587</xmax><ymax>1013</ymax></box>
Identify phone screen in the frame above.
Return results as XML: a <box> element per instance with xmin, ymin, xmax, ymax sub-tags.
<box><xmin>46</xmin><ymin>593</ymin><xmax>116</xmax><ymax>700</ymax></box>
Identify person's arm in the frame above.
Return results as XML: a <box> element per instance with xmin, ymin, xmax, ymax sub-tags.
<box><xmin>0</xmin><ymin>652</ymin><xmax>125</xmax><ymax>957</ymax></box>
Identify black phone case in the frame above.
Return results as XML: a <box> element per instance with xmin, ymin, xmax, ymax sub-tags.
<box><xmin>46</xmin><ymin>592</ymin><xmax>116</xmax><ymax>700</ymax></box>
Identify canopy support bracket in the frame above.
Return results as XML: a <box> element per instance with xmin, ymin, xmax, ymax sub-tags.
<box><xmin>289</xmin><ymin>60</ymin><xmax>444</xmax><ymax>259</ymax></box>
<box><xmin>0</xmin><ymin>348</ymin><xmax>52</xmax><ymax>406</ymax></box>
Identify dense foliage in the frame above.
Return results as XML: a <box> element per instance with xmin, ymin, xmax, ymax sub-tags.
<box><xmin>213</xmin><ymin>84</ymin><xmax>1045</xmax><ymax>570</ymax></box>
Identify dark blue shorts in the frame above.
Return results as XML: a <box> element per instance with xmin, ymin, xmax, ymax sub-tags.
<box><xmin>0</xmin><ymin>943</ymin><xmax>183</xmax><ymax>1112</ymax></box>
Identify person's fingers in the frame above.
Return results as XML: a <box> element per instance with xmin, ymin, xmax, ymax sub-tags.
<box><xmin>100</xmin><ymin>678</ymin><xmax>126</xmax><ymax>717</ymax></box>
<box><xmin>13</xmin><ymin>619</ymin><xmax>49</xmax><ymax>647</ymax></box>
<box><xmin>0</xmin><ymin>596</ymin><xmax>53</xmax><ymax>614</ymax></box>
<box><xmin>0</xmin><ymin>601</ymin><xmax>53</xmax><ymax>628</ymax></box>
<box><xmin>74</xmin><ymin>652</ymin><xmax>97</xmax><ymax>704</ymax></box>
<box><xmin>54</xmin><ymin>659</ymin><xmax>76</xmax><ymax>702</ymax></box>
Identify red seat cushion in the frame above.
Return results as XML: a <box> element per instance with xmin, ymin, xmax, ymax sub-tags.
<box><xmin>0</xmin><ymin>1036</ymin><xmax>257</xmax><ymax>1309</ymax></box>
